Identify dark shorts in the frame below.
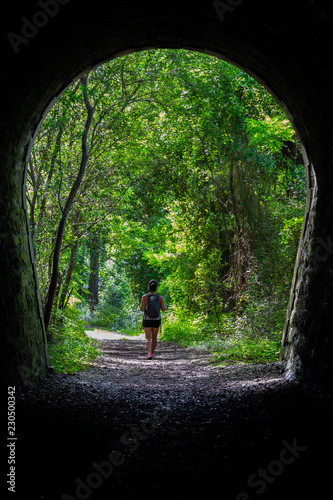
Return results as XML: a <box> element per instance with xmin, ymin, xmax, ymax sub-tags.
<box><xmin>142</xmin><ymin>319</ymin><xmax>161</xmax><ymax>328</ymax></box>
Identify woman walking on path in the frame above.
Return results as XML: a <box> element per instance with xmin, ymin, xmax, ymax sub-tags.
<box><xmin>141</xmin><ymin>279</ymin><xmax>165</xmax><ymax>359</ymax></box>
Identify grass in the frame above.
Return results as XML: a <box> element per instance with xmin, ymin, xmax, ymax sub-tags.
<box><xmin>47</xmin><ymin>308</ymin><xmax>100</xmax><ymax>373</ymax></box>
<box><xmin>48</xmin><ymin>328</ymin><xmax>100</xmax><ymax>373</ymax></box>
<box><xmin>209</xmin><ymin>335</ymin><xmax>281</xmax><ymax>365</ymax></box>
<box><xmin>118</xmin><ymin>327</ymin><xmax>142</xmax><ymax>336</ymax></box>
<box><xmin>160</xmin><ymin>308</ymin><xmax>282</xmax><ymax>365</ymax></box>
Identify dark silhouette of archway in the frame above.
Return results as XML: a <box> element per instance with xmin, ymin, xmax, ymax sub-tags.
<box><xmin>1</xmin><ymin>0</ymin><xmax>333</xmax><ymax>390</ymax></box>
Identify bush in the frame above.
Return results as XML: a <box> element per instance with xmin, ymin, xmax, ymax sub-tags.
<box><xmin>211</xmin><ymin>335</ymin><xmax>281</xmax><ymax>364</ymax></box>
<box><xmin>48</xmin><ymin>307</ymin><xmax>100</xmax><ymax>373</ymax></box>
<box><xmin>160</xmin><ymin>307</ymin><xmax>219</xmax><ymax>345</ymax></box>
<box><xmin>79</xmin><ymin>264</ymin><xmax>143</xmax><ymax>333</ymax></box>
<box><xmin>83</xmin><ymin>302</ymin><xmax>142</xmax><ymax>333</ymax></box>
<box><xmin>160</xmin><ymin>305</ymin><xmax>282</xmax><ymax>364</ymax></box>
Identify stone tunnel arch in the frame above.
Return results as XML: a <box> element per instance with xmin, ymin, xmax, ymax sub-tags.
<box><xmin>1</xmin><ymin>0</ymin><xmax>333</xmax><ymax>391</ymax></box>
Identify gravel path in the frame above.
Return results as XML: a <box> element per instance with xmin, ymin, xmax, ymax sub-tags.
<box><xmin>16</xmin><ymin>336</ymin><xmax>333</xmax><ymax>500</ymax></box>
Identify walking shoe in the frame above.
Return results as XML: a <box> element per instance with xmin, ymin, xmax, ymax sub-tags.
<box><xmin>147</xmin><ymin>353</ymin><xmax>153</xmax><ymax>359</ymax></box>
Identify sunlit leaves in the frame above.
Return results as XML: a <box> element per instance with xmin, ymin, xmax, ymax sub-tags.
<box><xmin>246</xmin><ymin>116</ymin><xmax>295</xmax><ymax>152</ymax></box>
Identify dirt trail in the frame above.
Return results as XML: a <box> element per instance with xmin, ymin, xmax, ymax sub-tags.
<box><xmin>85</xmin><ymin>328</ymin><xmax>146</xmax><ymax>340</ymax></box>
<box><xmin>16</xmin><ymin>336</ymin><xmax>333</xmax><ymax>500</ymax></box>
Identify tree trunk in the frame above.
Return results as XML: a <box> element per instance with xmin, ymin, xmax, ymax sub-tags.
<box><xmin>43</xmin><ymin>73</ymin><xmax>94</xmax><ymax>332</ymax></box>
<box><xmin>89</xmin><ymin>236</ymin><xmax>100</xmax><ymax>310</ymax></box>
<box><xmin>58</xmin><ymin>241</ymin><xmax>79</xmax><ymax>310</ymax></box>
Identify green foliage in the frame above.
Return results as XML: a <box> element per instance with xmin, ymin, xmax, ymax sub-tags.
<box><xmin>246</xmin><ymin>116</ymin><xmax>295</xmax><ymax>152</ymax></box>
<box><xmin>47</xmin><ymin>307</ymin><xmax>99</xmax><ymax>373</ymax></box>
<box><xmin>160</xmin><ymin>304</ymin><xmax>281</xmax><ymax>364</ymax></box>
<box><xmin>27</xmin><ymin>48</ymin><xmax>306</xmax><ymax>366</ymax></box>
<box><xmin>80</xmin><ymin>258</ymin><xmax>143</xmax><ymax>332</ymax></box>
<box><xmin>212</xmin><ymin>335</ymin><xmax>281</xmax><ymax>365</ymax></box>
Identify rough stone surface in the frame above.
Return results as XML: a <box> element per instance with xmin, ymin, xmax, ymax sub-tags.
<box><xmin>1</xmin><ymin>0</ymin><xmax>333</xmax><ymax>390</ymax></box>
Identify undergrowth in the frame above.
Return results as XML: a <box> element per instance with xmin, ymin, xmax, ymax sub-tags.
<box><xmin>160</xmin><ymin>306</ymin><xmax>282</xmax><ymax>364</ymax></box>
<box><xmin>47</xmin><ymin>307</ymin><xmax>100</xmax><ymax>373</ymax></box>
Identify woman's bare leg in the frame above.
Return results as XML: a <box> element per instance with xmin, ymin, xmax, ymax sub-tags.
<box><xmin>144</xmin><ymin>327</ymin><xmax>159</xmax><ymax>354</ymax></box>
<box><xmin>151</xmin><ymin>327</ymin><xmax>159</xmax><ymax>354</ymax></box>
<box><xmin>144</xmin><ymin>327</ymin><xmax>153</xmax><ymax>353</ymax></box>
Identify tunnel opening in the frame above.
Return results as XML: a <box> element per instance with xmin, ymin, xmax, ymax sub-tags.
<box><xmin>3</xmin><ymin>3</ymin><xmax>333</xmax><ymax>499</ymax></box>
<box><xmin>26</xmin><ymin>48</ymin><xmax>307</xmax><ymax>375</ymax></box>
<box><xmin>1</xmin><ymin>0</ymin><xmax>333</xmax><ymax>393</ymax></box>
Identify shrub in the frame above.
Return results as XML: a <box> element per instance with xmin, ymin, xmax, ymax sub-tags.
<box><xmin>48</xmin><ymin>307</ymin><xmax>100</xmax><ymax>373</ymax></box>
<box><xmin>160</xmin><ymin>305</ymin><xmax>281</xmax><ymax>364</ymax></box>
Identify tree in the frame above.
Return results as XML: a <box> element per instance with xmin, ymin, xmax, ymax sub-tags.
<box><xmin>27</xmin><ymin>49</ymin><xmax>306</xmax><ymax>338</ymax></box>
<box><xmin>43</xmin><ymin>74</ymin><xmax>95</xmax><ymax>330</ymax></box>
<box><xmin>28</xmin><ymin>52</ymin><xmax>178</xmax><ymax>330</ymax></box>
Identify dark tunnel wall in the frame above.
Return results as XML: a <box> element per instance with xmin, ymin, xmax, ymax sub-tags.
<box><xmin>1</xmin><ymin>0</ymin><xmax>333</xmax><ymax>390</ymax></box>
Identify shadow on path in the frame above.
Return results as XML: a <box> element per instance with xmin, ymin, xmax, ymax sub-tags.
<box><xmin>15</xmin><ymin>339</ymin><xmax>333</xmax><ymax>500</ymax></box>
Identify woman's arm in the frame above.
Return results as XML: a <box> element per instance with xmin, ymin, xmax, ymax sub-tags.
<box><xmin>159</xmin><ymin>295</ymin><xmax>166</xmax><ymax>312</ymax></box>
<box><xmin>141</xmin><ymin>294</ymin><xmax>148</xmax><ymax>311</ymax></box>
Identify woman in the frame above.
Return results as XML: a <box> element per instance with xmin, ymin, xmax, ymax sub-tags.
<box><xmin>141</xmin><ymin>279</ymin><xmax>165</xmax><ymax>359</ymax></box>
